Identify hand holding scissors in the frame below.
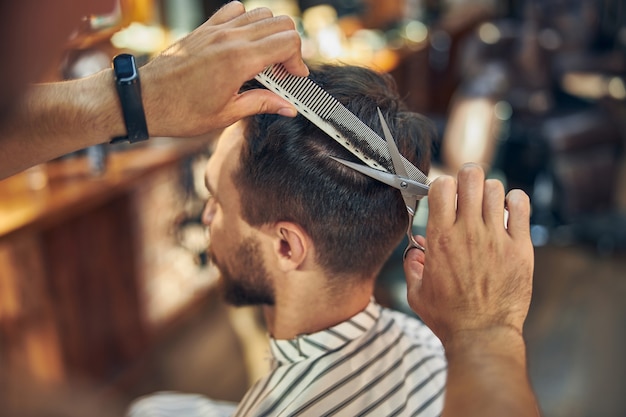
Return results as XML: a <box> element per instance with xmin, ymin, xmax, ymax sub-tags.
<box><xmin>331</xmin><ymin>108</ymin><xmax>429</xmax><ymax>257</ymax></box>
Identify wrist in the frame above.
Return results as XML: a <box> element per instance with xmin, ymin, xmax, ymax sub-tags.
<box><xmin>135</xmin><ymin>64</ymin><xmax>160</xmax><ymax>138</ymax></box>
<box><xmin>444</xmin><ymin>326</ymin><xmax>527</xmax><ymax>365</ymax></box>
<box><xmin>78</xmin><ymin>69</ymin><xmax>128</xmax><ymax>142</ymax></box>
<box><xmin>441</xmin><ymin>326</ymin><xmax>539</xmax><ymax>417</ymax></box>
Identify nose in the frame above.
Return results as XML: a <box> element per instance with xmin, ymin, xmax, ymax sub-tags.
<box><xmin>202</xmin><ymin>196</ymin><xmax>217</xmax><ymax>226</ymax></box>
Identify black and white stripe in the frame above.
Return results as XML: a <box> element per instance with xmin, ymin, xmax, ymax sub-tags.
<box><xmin>238</xmin><ymin>302</ymin><xmax>445</xmax><ymax>417</ymax></box>
<box><xmin>128</xmin><ymin>301</ymin><xmax>446</xmax><ymax>417</ymax></box>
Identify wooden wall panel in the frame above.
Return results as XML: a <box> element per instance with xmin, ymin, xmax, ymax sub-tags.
<box><xmin>41</xmin><ymin>194</ymin><xmax>148</xmax><ymax>381</ymax></box>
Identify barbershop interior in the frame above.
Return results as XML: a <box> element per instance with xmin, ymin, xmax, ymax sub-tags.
<box><xmin>1</xmin><ymin>0</ymin><xmax>625</xmax><ymax>416</ymax></box>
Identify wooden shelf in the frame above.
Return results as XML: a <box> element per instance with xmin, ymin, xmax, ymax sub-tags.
<box><xmin>0</xmin><ymin>136</ymin><xmax>218</xmax><ymax>385</ymax></box>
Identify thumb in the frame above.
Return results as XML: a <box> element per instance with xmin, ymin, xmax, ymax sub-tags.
<box><xmin>403</xmin><ymin>246</ymin><xmax>424</xmax><ymax>294</ymax></box>
<box><xmin>234</xmin><ymin>89</ymin><xmax>298</xmax><ymax>119</ymax></box>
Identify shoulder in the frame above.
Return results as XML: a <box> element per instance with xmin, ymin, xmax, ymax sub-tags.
<box><xmin>379</xmin><ymin>306</ymin><xmax>444</xmax><ymax>352</ymax></box>
<box><xmin>127</xmin><ymin>392</ymin><xmax>237</xmax><ymax>417</ymax></box>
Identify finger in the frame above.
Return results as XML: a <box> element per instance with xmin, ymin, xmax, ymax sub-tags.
<box><xmin>207</xmin><ymin>1</ymin><xmax>247</xmax><ymax>25</ymax></box>
<box><xmin>405</xmin><ymin>245</ymin><xmax>426</xmax><ymax>264</ymax></box>
<box><xmin>230</xmin><ymin>89</ymin><xmax>298</xmax><ymax>120</ymax></box>
<box><xmin>414</xmin><ymin>235</ymin><xmax>427</xmax><ymax>260</ymax></box>
<box><xmin>505</xmin><ymin>189</ymin><xmax>531</xmax><ymax>239</ymax></box>
<box><xmin>426</xmin><ymin>175</ymin><xmax>457</xmax><ymax>230</ymax></box>
<box><xmin>403</xmin><ymin>247</ymin><xmax>424</xmax><ymax>293</ymax></box>
<box><xmin>482</xmin><ymin>178</ymin><xmax>506</xmax><ymax>228</ymax></box>
<box><xmin>207</xmin><ymin>8</ymin><xmax>307</xmax><ymax>77</ymax></box>
<box><xmin>249</xmin><ymin>31</ymin><xmax>308</xmax><ymax>77</ymax></box>
<box><xmin>227</xmin><ymin>6</ymin><xmax>276</xmax><ymax>28</ymax></box>
<box><xmin>415</xmin><ymin>234</ymin><xmax>427</xmax><ymax>250</ymax></box>
<box><xmin>236</xmin><ymin>15</ymin><xmax>297</xmax><ymax>43</ymax></box>
<box><xmin>456</xmin><ymin>163</ymin><xmax>485</xmax><ymax>222</ymax></box>
<box><xmin>278</xmin><ymin>53</ymin><xmax>309</xmax><ymax>77</ymax></box>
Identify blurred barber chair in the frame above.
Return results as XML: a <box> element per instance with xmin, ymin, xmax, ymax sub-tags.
<box><xmin>492</xmin><ymin>0</ymin><xmax>625</xmax><ymax>253</ymax></box>
<box><xmin>539</xmin><ymin>109</ymin><xmax>622</xmax><ymax>223</ymax></box>
<box><xmin>431</xmin><ymin>0</ymin><xmax>625</xmax><ymax>252</ymax></box>
<box><xmin>519</xmin><ymin>103</ymin><xmax>623</xmax><ymax>250</ymax></box>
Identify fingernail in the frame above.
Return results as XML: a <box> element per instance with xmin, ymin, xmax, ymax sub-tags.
<box><xmin>278</xmin><ymin>107</ymin><xmax>298</xmax><ymax>117</ymax></box>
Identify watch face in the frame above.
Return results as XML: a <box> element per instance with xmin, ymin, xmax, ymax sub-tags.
<box><xmin>114</xmin><ymin>54</ymin><xmax>137</xmax><ymax>81</ymax></box>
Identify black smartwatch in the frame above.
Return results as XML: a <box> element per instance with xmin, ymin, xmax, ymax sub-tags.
<box><xmin>110</xmin><ymin>54</ymin><xmax>149</xmax><ymax>144</ymax></box>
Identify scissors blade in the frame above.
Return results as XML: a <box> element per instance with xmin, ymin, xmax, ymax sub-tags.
<box><xmin>330</xmin><ymin>157</ymin><xmax>429</xmax><ymax>198</ymax></box>
<box><xmin>377</xmin><ymin>108</ymin><xmax>421</xmax><ymax>208</ymax></box>
<box><xmin>377</xmin><ymin>108</ymin><xmax>409</xmax><ymax>179</ymax></box>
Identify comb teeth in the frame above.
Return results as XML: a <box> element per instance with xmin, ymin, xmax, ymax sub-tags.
<box><xmin>255</xmin><ymin>64</ymin><xmax>431</xmax><ymax>186</ymax></box>
<box><xmin>258</xmin><ymin>64</ymin><xmax>339</xmax><ymax>119</ymax></box>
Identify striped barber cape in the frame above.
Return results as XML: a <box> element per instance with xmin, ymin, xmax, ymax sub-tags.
<box><xmin>129</xmin><ymin>300</ymin><xmax>447</xmax><ymax>417</ymax></box>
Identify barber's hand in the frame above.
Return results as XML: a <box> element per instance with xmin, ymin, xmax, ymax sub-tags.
<box><xmin>404</xmin><ymin>164</ymin><xmax>534</xmax><ymax>346</ymax></box>
<box><xmin>140</xmin><ymin>1</ymin><xmax>307</xmax><ymax>137</ymax></box>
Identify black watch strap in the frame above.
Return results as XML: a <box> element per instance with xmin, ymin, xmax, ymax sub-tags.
<box><xmin>111</xmin><ymin>54</ymin><xmax>149</xmax><ymax>144</ymax></box>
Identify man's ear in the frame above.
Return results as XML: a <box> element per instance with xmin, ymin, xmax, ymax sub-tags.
<box><xmin>272</xmin><ymin>221</ymin><xmax>310</xmax><ymax>271</ymax></box>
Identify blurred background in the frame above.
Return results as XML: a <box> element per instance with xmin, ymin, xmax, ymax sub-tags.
<box><xmin>0</xmin><ymin>0</ymin><xmax>625</xmax><ymax>416</ymax></box>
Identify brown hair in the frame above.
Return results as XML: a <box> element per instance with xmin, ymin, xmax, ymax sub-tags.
<box><xmin>235</xmin><ymin>64</ymin><xmax>433</xmax><ymax>278</ymax></box>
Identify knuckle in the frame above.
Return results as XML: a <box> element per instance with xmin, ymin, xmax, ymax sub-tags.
<box><xmin>280</xmin><ymin>30</ymin><xmax>303</xmax><ymax>53</ymax></box>
<box><xmin>431</xmin><ymin>230</ymin><xmax>453</xmax><ymax>251</ymax></box>
<box><xmin>431</xmin><ymin>175</ymin><xmax>456</xmax><ymax>194</ymax></box>
<box><xmin>283</xmin><ymin>30</ymin><xmax>303</xmax><ymax>52</ymax></box>
<box><xmin>462</xmin><ymin>225</ymin><xmax>483</xmax><ymax>247</ymax></box>
<box><xmin>484</xmin><ymin>179</ymin><xmax>505</xmax><ymax>203</ymax></box>
<box><xmin>248</xmin><ymin>6</ymin><xmax>273</xmax><ymax>20</ymax></box>
<box><xmin>273</xmin><ymin>14</ymin><xmax>297</xmax><ymax>30</ymax></box>
<box><xmin>484</xmin><ymin>178</ymin><xmax>504</xmax><ymax>193</ymax></box>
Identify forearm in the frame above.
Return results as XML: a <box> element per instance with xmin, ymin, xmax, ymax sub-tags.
<box><xmin>0</xmin><ymin>3</ymin><xmax>307</xmax><ymax>180</ymax></box>
<box><xmin>442</xmin><ymin>328</ymin><xmax>540</xmax><ymax>417</ymax></box>
<box><xmin>0</xmin><ymin>69</ymin><xmax>124</xmax><ymax>179</ymax></box>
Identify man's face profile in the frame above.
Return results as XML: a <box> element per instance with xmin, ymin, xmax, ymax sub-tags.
<box><xmin>202</xmin><ymin>122</ymin><xmax>275</xmax><ymax>306</ymax></box>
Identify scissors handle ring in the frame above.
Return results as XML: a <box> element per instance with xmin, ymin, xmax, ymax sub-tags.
<box><xmin>403</xmin><ymin>207</ymin><xmax>425</xmax><ymax>259</ymax></box>
<box><xmin>403</xmin><ymin>233</ymin><xmax>426</xmax><ymax>259</ymax></box>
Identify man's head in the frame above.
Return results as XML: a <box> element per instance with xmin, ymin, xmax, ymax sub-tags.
<box><xmin>203</xmin><ymin>64</ymin><xmax>433</xmax><ymax>306</ymax></box>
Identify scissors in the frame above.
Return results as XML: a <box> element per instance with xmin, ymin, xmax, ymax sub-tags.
<box><xmin>331</xmin><ymin>108</ymin><xmax>429</xmax><ymax>258</ymax></box>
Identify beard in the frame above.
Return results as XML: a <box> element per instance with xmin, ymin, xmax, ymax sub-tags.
<box><xmin>208</xmin><ymin>236</ymin><xmax>275</xmax><ymax>307</ymax></box>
